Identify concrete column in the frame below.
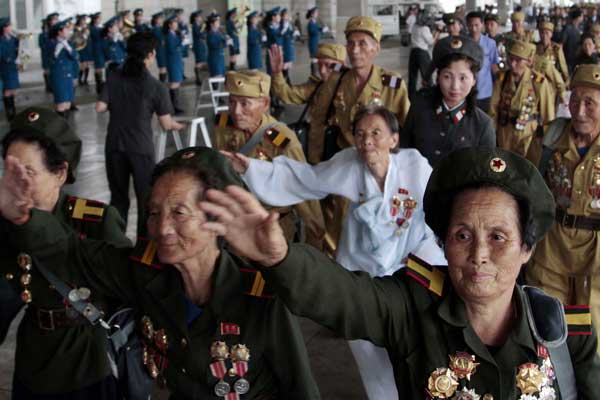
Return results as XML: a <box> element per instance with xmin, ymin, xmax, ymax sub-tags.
<box><xmin>465</xmin><ymin>0</ymin><xmax>477</xmax><ymax>13</ymax></box>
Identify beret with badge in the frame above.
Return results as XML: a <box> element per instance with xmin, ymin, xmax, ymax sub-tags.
<box><xmin>5</xmin><ymin>107</ymin><xmax>82</xmax><ymax>184</ymax></box>
<box><xmin>431</xmin><ymin>35</ymin><xmax>483</xmax><ymax>71</ymax></box>
<box><xmin>538</xmin><ymin>20</ymin><xmax>555</xmax><ymax>32</ymax></box>
<box><xmin>507</xmin><ymin>39</ymin><xmax>536</xmax><ymax>60</ymax></box>
<box><xmin>316</xmin><ymin>43</ymin><xmax>347</xmax><ymax>63</ymax></box>
<box><xmin>424</xmin><ymin>147</ymin><xmax>555</xmax><ymax>246</ymax></box>
<box><xmin>344</xmin><ymin>16</ymin><xmax>383</xmax><ymax>43</ymax></box>
<box><xmin>570</xmin><ymin>63</ymin><xmax>600</xmax><ymax>90</ymax></box>
<box><xmin>225</xmin><ymin>70</ymin><xmax>271</xmax><ymax>98</ymax></box>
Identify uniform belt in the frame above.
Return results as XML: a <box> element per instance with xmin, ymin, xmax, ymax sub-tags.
<box><xmin>555</xmin><ymin>208</ymin><xmax>600</xmax><ymax>230</ymax></box>
<box><xmin>28</xmin><ymin>306</ymin><xmax>86</xmax><ymax>332</ymax></box>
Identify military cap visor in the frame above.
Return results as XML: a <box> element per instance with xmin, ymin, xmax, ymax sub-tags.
<box><xmin>570</xmin><ymin>63</ymin><xmax>600</xmax><ymax>90</ymax></box>
<box><xmin>424</xmin><ymin>147</ymin><xmax>555</xmax><ymax>245</ymax></box>
<box><xmin>133</xmin><ymin>8</ymin><xmax>143</xmax><ymax>15</ymax></box>
<box><xmin>0</xmin><ymin>18</ymin><xmax>10</xmax><ymax>29</ymax></box>
<box><xmin>484</xmin><ymin>14</ymin><xmax>499</xmax><ymax>22</ymax></box>
<box><xmin>247</xmin><ymin>11</ymin><xmax>259</xmax><ymax>20</ymax></box>
<box><xmin>344</xmin><ymin>16</ymin><xmax>383</xmax><ymax>42</ymax></box>
<box><xmin>151</xmin><ymin>12</ymin><xmax>164</xmax><ymax>19</ymax></box>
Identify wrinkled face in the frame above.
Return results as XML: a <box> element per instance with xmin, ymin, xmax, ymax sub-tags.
<box><xmin>570</xmin><ymin>85</ymin><xmax>600</xmax><ymax>136</ymax></box>
<box><xmin>467</xmin><ymin>17</ymin><xmax>483</xmax><ymax>37</ymax></box>
<box><xmin>582</xmin><ymin>37</ymin><xmax>596</xmax><ymax>56</ymax></box>
<box><xmin>354</xmin><ymin>113</ymin><xmax>398</xmax><ymax>165</ymax></box>
<box><xmin>317</xmin><ymin>57</ymin><xmax>342</xmax><ymax>81</ymax></box>
<box><xmin>448</xmin><ymin>22</ymin><xmax>461</xmax><ymax>36</ymax></box>
<box><xmin>508</xmin><ymin>54</ymin><xmax>530</xmax><ymax>77</ymax></box>
<box><xmin>6</xmin><ymin>141</ymin><xmax>66</xmax><ymax>212</ymax></box>
<box><xmin>346</xmin><ymin>31</ymin><xmax>379</xmax><ymax>69</ymax></box>
<box><xmin>539</xmin><ymin>29</ymin><xmax>553</xmax><ymax>44</ymax></box>
<box><xmin>437</xmin><ymin>59</ymin><xmax>476</xmax><ymax>107</ymax></box>
<box><xmin>485</xmin><ymin>20</ymin><xmax>498</xmax><ymax>36</ymax></box>
<box><xmin>229</xmin><ymin>95</ymin><xmax>269</xmax><ymax>131</ymax></box>
<box><xmin>147</xmin><ymin>172</ymin><xmax>217</xmax><ymax>265</ymax></box>
<box><xmin>445</xmin><ymin>188</ymin><xmax>532</xmax><ymax>304</ymax></box>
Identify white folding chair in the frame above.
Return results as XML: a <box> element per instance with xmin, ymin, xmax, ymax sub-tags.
<box><xmin>155</xmin><ymin>116</ymin><xmax>212</xmax><ymax>162</ymax></box>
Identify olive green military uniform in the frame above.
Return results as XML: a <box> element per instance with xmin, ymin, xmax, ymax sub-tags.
<box><xmin>536</xmin><ymin>42</ymin><xmax>570</xmax><ymax>87</ymax></box>
<box><xmin>532</xmin><ymin>54</ymin><xmax>567</xmax><ymax>102</ymax></box>
<box><xmin>490</xmin><ymin>41</ymin><xmax>555</xmax><ymax>164</ymax></box>
<box><xmin>5</xmin><ymin>207</ymin><xmax>320</xmax><ymax>399</ymax></box>
<box><xmin>506</xmin><ymin>11</ymin><xmax>535</xmax><ymax>43</ymax></box>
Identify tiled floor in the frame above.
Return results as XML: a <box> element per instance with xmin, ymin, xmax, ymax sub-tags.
<box><xmin>0</xmin><ymin>37</ymin><xmax>410</xmax><ymax>399</ymax></box>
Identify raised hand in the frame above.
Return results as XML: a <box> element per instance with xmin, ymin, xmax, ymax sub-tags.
<box><xmin>199</xmin><ymin>186</ymin><xmax>288</xmax><ymax>267</ymax></box>
<box><xmin>0</xmin><ymin>155</ymin><xmax>34</xmax><ymax>224</ymax></box>
<box><xmin>220</xmin><ymin>150</ymin><xmax>251</xmax><ymax>174</ymax></box>
<box><xmin>267</xmin><ymin>44</ymin><xmax>284</xmax><ymax>75</ymax></box>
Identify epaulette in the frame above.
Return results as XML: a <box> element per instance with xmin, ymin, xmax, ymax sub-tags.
<box><xmin>564</xmin><ymin>305</ymin><xmax>592</xmax><ymax>336</ymax></box>
<box><xmin>129</xmin><ymin>237</ymin><xmax>164</xmax><ymax>270</ymax></box>
<box><xmin>405</xmin><ymin>254</ymin><xmax>445</xmax><ymax>297</ymax></box>
<box><xmin>214</xmin><ymin>112</ymin><xmax>233</xmax><ymax>128</ymax></box>
<box><xmin>381</xmin><ymin>73</ymin><xmax>402</xmax><ymax>89</ymax></box>
<box><xmin>239</xmin><ymin>267</ymin><xmax>274</xmax><ymax>299</ymax></box>
<box><xmin>265</xmin><ymin>127</ymin><xmax>290</xmax><ymax>149</ymax></box>
<box><xmin>67</xmin><ymin>196</ymin><xmax>105</xmax><ymax>222</ymax></box>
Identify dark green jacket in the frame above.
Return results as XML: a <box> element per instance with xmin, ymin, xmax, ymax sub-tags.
<box><xmin>0</xmin><ymin>192</ymin><xmax>130</xmax><ymax>393</ymax></box>
<box><xmin>258</xmin><ymin>244</ymin><xmax>600</xmax><ymax>400</ymax></box>
<box><xmin>7</xmin><ymin>209</ymin><xmax>320</xmax><ymax>400</ymax></box>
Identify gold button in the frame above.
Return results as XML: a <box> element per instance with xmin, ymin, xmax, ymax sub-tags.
<box><xmin>5</xmin><ymin>273</ymin><xmax>14</xmax><ymax>280</ymax></box>
<box><xmin>581</xmin><ymin>165</ymin><xmax>585</xmax><ymax>170</ymax></box>
<box><xmin>180</xmin><ymin>338</ymin><xmax>188</xmax><ymax>348</ymax></box>
<box><xmin>577</xmin><ymin>190</ymin><xmax>582</xmax><ymax>195</ymax></box>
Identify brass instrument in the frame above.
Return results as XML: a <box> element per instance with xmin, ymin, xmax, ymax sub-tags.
<box><xmin>121</xmin><ymin>18</ymin><xmax>135</xmax><ymax>39</ymax></box>
<box><xmin>234</xmin><ymin>5</ymin><xmax>251</xmax><ymax>30</ymax></box>
<box><xmin>15</xmin><ymin>32</ymin><xmax>32</xmax><ymax>72</ymax></box>
<box><xmin>72</xmin><ymin>26</ymin><xmax>89</xmax><ymax>51</ymax></box>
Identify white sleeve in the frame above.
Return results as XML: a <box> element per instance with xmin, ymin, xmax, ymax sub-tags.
<box><xmin>409</xmin><ymin>225</ymin><xmax>447</xmax><ymax>266</ymax></box>
<box><xmin>423</xmin><ymin>26</ymin><xmax>434</xmax><ymax>46</ymax></box>
<box><xmin>54</xmin><ymin>42</ymin><xmax>65</xmax><ymax>58</ymax></box>
<box><xmin>243</xmin><ymin>148</ymin><xmax>362</xmax><ymax>206</ymax></box>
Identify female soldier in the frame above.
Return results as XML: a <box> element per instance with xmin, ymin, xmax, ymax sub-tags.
<box><xmin>190</xmin><ymin>10</ymin><xmax>207</xmax><ymax>85</ymax></box>
<box><xmin>263</xmin><ymin>7</ymin><xmax>283</xmax><ymax>75</ymax></box>
<box><xmin>0</xmin><ymin>107</ymin><xmax>130</xmax><ymax>400</ymax></box>
<box><xmin>39</xmin><ymin>13</ymin><xmax>58</xmax><ymax>93</ymax></box>
<box><xmin>307</xmin><ymin>7</ymin><xmax>328</xmax><ymax>76</ymax></box>
<box><xmin>226</xmin><ymin>8</ymin><xmax>241</xmax><ymax>71</ymax></box>
<box><xmin>164</xmin><ymin>15</ymin><xmax>185</xmax><ymax>114</ymax></box>
<box><xmin>202</xmin><ymin>147</ymin><xmax>600</xmax><ymax>400</ymax></box>
<box><xmin>280</xmin><ymin>8</ymin><xmax>297</xmax><ymax>84</ymax></box>
<box><xmin>224</xmin><ymin>106</ymin><xmax>445</xmax><ymax>399</ymax></box>
<box><xmin>151</xmin><ymin>11</ymin><xmax>167</xmax><ymax>82</ymax></box>
<box><xmin>206</xmin><ymin>13</ymin><xmax>228</xmax><ymax>78</ymax></box>
<box><xmin>48</xmin><ymin>19</ymin><xmax>78</xmax><ymax>118</ymax></box>
<box><xmin>0</xmin><ymin>147</ymin><xmax>321</xmax><ymax>400</ymax></box>
<box><xmin>90</xmin><ymin>12</ymin><xmax>105</xmax><ymax>94</ymax></box>
<box><xmin>175</xmin><ymin>9</ymin><xmax>190</xmax><ymax>64</ymax></box>
<box><xmin>401</xmin><ymin>35</ymin><xmax>495</xmax><ymax>167</ymax></box>
<box><xmin>74</xmin><ymin>14</ymin><xmax>92</xmax><ymax>86</ymax></box>
<box><xmin>102</xmin><ymin>16</ymin><xmax>126</xmax><ymax>73</ymax></box>
<box><xmin>0</xmin><ymin>18</ymin><xmax>19</xmax><ymax>121</ymax></box>
<box><xmin>246</xmin><ymin>11</ymin><xmax>263</xmax><ymax>70</ymax></box>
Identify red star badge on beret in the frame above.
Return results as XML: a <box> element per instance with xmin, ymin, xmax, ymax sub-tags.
<box><xmin>490</xmin><ymin>157</ymin><xmax>506</xmax><ymax>173</ymax></box>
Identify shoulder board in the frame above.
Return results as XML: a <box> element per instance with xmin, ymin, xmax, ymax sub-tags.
<box><xmin>265</xmin><ymin>127</ymin><xmax>290</xmax><ymax>149</ymax></box>
<box><xmin>214</xmin><ymin>112</ymin><xmax>233</xmax><ymax>128</ymax></box>
<box><xmin>564</xmin><ymin>305</ymin><xmax>592</xmax><ymax>336</ymax></box>
<box><xmin>239</xmin><ymin>267</ymin><xmax>274</xmax><ymax>299</ymax></box>
<box><xmin>405</xmin><ymin>254</ymin><xmax>446</xmax><ymax>297</ymax></box>
<box><xmin>129</xmin><ymin>237</ymin><xmax>164</xmax><ymax>270</ymax></box>
<box><xmin>381</xmin><ymin>73</ymin><xmax>402</xmax><ymax>89</ymax></box>
<box><xmin>67</xmin><ymin>196</ymin><xmax>106</xmax><ymax>222</ymax></box>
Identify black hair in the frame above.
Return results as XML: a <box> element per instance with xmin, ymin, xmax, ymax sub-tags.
<box><xmin>466</xmin><ymin>11</ymin><xmax>484</xmax><ymax>23</ymax></box>
<box><xmin>306</xmin><ymin>9</ymin><xmax>316</xmax><ymax>20</ymax></box>
<box><xmin>1</xmin><ymin>129</ymin><xmax>68</xmax><ymax>176</ymax></box>
<box><xmin>49</xmin><ymin>25</ymin><xmax>64</xmax><ymax>40</ymax></box>
<box><xmin>262</xmin><ymin>13</ymin><xmax>277</xmax><ymax>30</ymax></box>
<box><xmin>581</xmin><ymin>32</ymin><xmax>596</xmax><ymax>45</ymax></box>
<box><xmin>433</xmin><ymin>53</ymin><xmax>480</xmax><ymax>114</ymax></box>
<box><xmin>162</xmin><ymin>19</ymin><xmax>176</xmax><ymax>35</ymax></box>
<box><xmin>189</xmin><ymin>13</ymin><xmax>201</xmax><ymax>25</ymax></box>
<box><xmin>351</xmin><ymin>105</ymin><xmax>401</xmax><ymax>153</ymax></box>
<box><xmin>151</xmin><ymin>14</ymin><xmax>162</xmax><ymax>26</ymax></box>
<box><xmin>122</xmin><ymin>32</ymin><xmax>157</xmax><ymax>78</ymax></box>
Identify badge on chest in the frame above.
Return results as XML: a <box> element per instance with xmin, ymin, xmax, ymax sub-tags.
<box><xmin>209</xmin><ymin>322</ymin><xmax>252</xmax><ymax>398</ymax></box>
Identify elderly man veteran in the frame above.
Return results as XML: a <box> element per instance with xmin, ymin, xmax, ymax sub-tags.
<box><xmin>201</xmin><ymin>147</ymin><xmax>600</xmax><ymax>399</ymax></box>
<box><xmin>527</xmin><ymin>64</ymin><xmax>600</xmax><ymax>356</ymax></box>
<box><xmin>214</xmin><ymin>70</ymin><xmax>325</xmax><ymax>249</ymax></box>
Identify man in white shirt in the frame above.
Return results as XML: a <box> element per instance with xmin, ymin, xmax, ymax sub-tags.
<box><xmin>408</xmin><ymin>11</ymin><xmax>439</xmax><ymax>100</ymax></box>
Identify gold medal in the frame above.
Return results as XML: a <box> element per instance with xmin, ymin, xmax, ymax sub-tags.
<box><xmin>153</xmin><ymin>329</ymin><xmax>169</xmax><ymax>353</ymax></box>
<box><xmin>403</xmin><ymin>197</ymin><xmax>417</xmax><ymax>211</ymax></box>
<box><xmin>449</xmin><ymin>352</ymin><xmax>479</xmax><ymax>381</ymax></box>
<box><xmin>21</xmin><ymin>289</ymin><xmax>32</xmax><ymax>303</ymax></box>
<box><xmin>210</xmin><ymin>341</ymin><xmax>230</xmax><ymax>360</ymax></box>
<box><xmin>20</xmin><ymin>273</ymin><xmax>31</xmax><ymax>286</ymax></box>
<box><xmin>482</xmin><ymin>394</ymin><xmax>494</xmax><ymax>400</ymax></box>
<box><xmin>453</xmin><ymin>387</ymin><xmax>481</xmax><ymax>400</ymax></box>
<box><xmin>515</xmin><ymin>362</ymin><xmax>545</xmax><ymax>395</ymax></box>
<box><xmin>141</xmin><ymin>316</ymin><xmax>154</xmax><ymax>340</ymax></box>
<box><xmin>5</xmin><ymin>273</ymin><xmax>14</xmax><ymax>281</ymax></box>
<box><xmin>231</xmin><ymin>344</ymin><xmax>251</xmax><ymax>362</ymax></box>
<box><xmin>17</xmin><ymin>253</ymin><xmax>32</xmax><ymax>270</ymax></box>
<box><xmin>427</xmin><ymin>368</ymin><xmax>459</xmax><ymax>398</ymax></box>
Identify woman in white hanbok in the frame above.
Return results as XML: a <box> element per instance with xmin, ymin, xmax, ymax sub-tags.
<box><xmin>223</xmin><ymin>105</ymin><xmax>446</xmax><ymax>400</ymax></box>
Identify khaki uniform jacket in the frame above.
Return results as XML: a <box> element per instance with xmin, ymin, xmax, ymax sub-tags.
<box><xmin>261</xmin><ymin>244</ymin><xmax>600</xmax><ymax>399</ymax></box>
<box><xmin>490</xmin><ymin>67</ymin><xmax>555</xmax><ymax>164</ymax></box>
<box><xmin>7</xmin><ymin>210</ymin><xmax>321</xmax><ymax>400</ymax></box>
<box><xmin>532</xmin><ymin>54</ymin><xmax>567</xmax><ymax>101</ymax></box>
<box><xmin>536</xmin><ymin>42</ymin><xmax>570</xmax><ymax>87</ymax></box>
<box><xmin>504</xmin><ymin>30</ymin><xmax>535</xmax><ymax>43</ymax></box>
<box><xmin>308</xmin><ymin>65</ymin><xmax>410</xmax><ymax>161</ymax></box>
<box><xmin>214</xmin><ymin>113</ymin><xmax>325</xmax><ymax>249</ymax></box>
<box><xmin>528</xmin><ymin>121</ymin><xmax>600</xmax><ymax>350</ymax></box>
<box><xmin>0</xmin><ymin>192</ymin><xmax>130</xmax><ymax>393</ymax></box>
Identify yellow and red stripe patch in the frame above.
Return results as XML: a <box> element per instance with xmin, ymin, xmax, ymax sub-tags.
<box><xmin>406</xmin><ymin>254</ymin><xmax>445</xmax><ymax>297</ymax></box>
<box><xmin>240</xmin><ymin>267</ymin><xmax>274</xmax><ymax>299</ymax></box>
<box><xmin>67</xmin><ymin>197</ymin><xmax>105</xmax><ymax>222</ymax></box>
<box><xmin>265</xmin><ymin>129</ymin><xmax>290</xmax><ymax>149</ymax></box>
<box><xmin>564</xmin><ymin>305</ymin><xmax>592</xmax><ymax>336</ymax></box>
<box><xmin>129</xmin><ymin>238</ymin><xmax>164</xmax><ymax>270</ymax></box>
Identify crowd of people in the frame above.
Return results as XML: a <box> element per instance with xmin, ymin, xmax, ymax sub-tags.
<box><xmin>0</xmin><ymin>3</ymin><xmax>599</xmax><ymax>400</ymax></box>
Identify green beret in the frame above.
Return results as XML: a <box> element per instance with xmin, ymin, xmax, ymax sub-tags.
<box><xmin>8</xmin><ymin>107</ymin><xmax>81</xmax><ymax>184</ymax></box>
<box><xmin>443</xmin><ymin>13</ymin><xmax>459</xmax><ymax>25</ymax></box>
<box><xmin>431</xmin><ymin>35</ymin><xmax>483</xmax><ymax>71</ymax></box>
<box><xmin>424</xmin><ymin>147</ymin><xmax>555</xmax><ymax>246</ymax></box>
<box><xmin>152</xmin><ymin>146</ymin><xmax>245</xmax><ymax>190</ymax></box>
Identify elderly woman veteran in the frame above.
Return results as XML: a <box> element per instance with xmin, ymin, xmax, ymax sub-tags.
<box><xmin>202</xmin><ymin>147</ymin><xmax>600</xmax><ymax>399</ymax></box>
<box><xmin>225</xmin><ymin>104</ymin><xmax>445</xmax><ymax>400</ymax></box>
<box><xmin>0</xmin><ymin>147</ymin><xmax>319</xmax><ymax>400</ymax></box>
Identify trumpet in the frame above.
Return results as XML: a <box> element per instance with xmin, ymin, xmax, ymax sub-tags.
<box><xmin>234</xmin><ymin>5</ymin><xmax>251</xmax><ymax>30</ymax></box>
<box><xmin>14</xmin><ymin>32</ymin><xmax>32</xmax><ymax>72</ymax></box>
<box><xmin>72</xmin><ymin>26</ymin><xmax>89</xmax><ymax>51</ymax></box>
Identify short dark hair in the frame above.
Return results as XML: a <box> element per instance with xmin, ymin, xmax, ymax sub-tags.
<box><xmin>351</xmin><ymin>105</ymin><xmax>400</xmax><ymax>152</ymax></box>
<box><xmin>434</xmin><ymin>53</ymin><xmax>480</xmax><ymax>114</ymax></box>
<box><xmin>122</xmin><ymin>32</ymin><xmax>157</xmax><ymax>78</ymax></box>
<box><xmin>1</xmin><ymin>129</ymin><xmax>68</xmax><ymax>177</ymax></box>
<box><xmin>466</xmin><ymin>11</ymin><xmax>484</xmax><ymax>23</ymax></box>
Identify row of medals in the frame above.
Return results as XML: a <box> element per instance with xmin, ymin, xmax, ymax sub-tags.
<box><xmin>390</xmin><ymin>191</ymin><xmax>417</xmax><ymax>236</ymax></box>
<box><xmin>548</xmin><ymin>154</ymin><xmax>600</xmax><ymax>209</ymax></box>
<box><xmin>426</xmin><ymin>351</ymin><xmax>556</xmax><ymax>400</ymax></box>
<box><xmin>210</xmin><ymin>340</ymin><xmax>251</xmax><ymax>397</ymax></box>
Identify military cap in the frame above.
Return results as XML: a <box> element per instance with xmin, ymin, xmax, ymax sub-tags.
<box><xmin>0</xmin><ymin>18</ymin><xmax>10</xmax><ymax>30</ymax></box>
<box><xmin>90</xmin><ymin>12</ymin><xmax>101</xmax><ymax>19</ymax></box>
<box><xmin>151</xmin><ymin>11</ymin><xmax>164</xmax><ymax>19</ymax></box>
<box><xmin>484</xmin><ymin>13</ymin><xmax>499</xmax><ymax>23</ymax></box>
<box><xmin>424</xmin><ymin>147</ymin><xmax>555</xmax><ymax>246</ymax></box>
<box><xmin>281</xmin><ymin>8</ymin><xmax>288</xmax><ymax>15</ymax></box>
<box><xmin>590</xmin><ymin>23</ymin><xmax>600</xmax><ymax>35</ymax></box>
<box><xmin>570</xmin><ymin>63</ymin><xmax>600</xmax><ymax>90</ymax></box>
<box><xmin>538</xmin><ymin>20</ymin><xmax>554</xmax><ymax>32</ymax></box>
<box><xmin>104</xmin><ymin>16</ymin><xmax>121</xmax><ymax>28</ymax></box>
<box><xmin>267</xmin><ymin>6</ymin><xmax>281</xmax><ymax>16</ymax></box>
<box><xmin>569</xmin><ymin>8</ymin><xmax>582</xmax><ymax>20</ymax></box>
<box><xmin>75</xmin><ymin>14</ymin><xmax>87</xmax><ymax>21</ymax></box>
<box><xmin>191</xmin><ymin>10</ymin><xmax>203</xmax><ymax>20</ymax></box>
<box><xmin>174</xmin><ymin>8</ymin><xmax>184</xmax><ymax>14</ymax></box>
<box><xmin>511</xmin><ymin>11</ymin><xmax>525</xmax><ymax>22</ymax></box>
<box><xmin>133</xmin><ymin>8</ymin><xmax>143</xmax><ymax>16</ymax></box>
<box><xmin>316</xmin><ymin>43</ymin><xmax>347</xmax><ymax>63</ymax></box>
<box><xmin>153</xmin><ymin>146</ymin><xmax>245</xmax><ymax>190</ymax></box>
<box><xmin>507</xmin><ymin>39</ymin><xmax>536</xmax><ymax>60</ymax></box>
<box><xmin>431</xmin><ymin>35</ymin><xmax>483</xmax><ymax>71</ymax></box>
<box><xmin>225</xmin><ymin>70</ymin><xmax>271</xmax><ymax>98</ymax></box>
<box><xmin>227</xmin><ymin>8</ymin><xmax>238</xmax><ymax>19</ymax></box>
<box><xmin>344</xmin><ymin>16</ymin><xmax>383</xmax><ymax>42</ymax></box>
<box><xmin>308</xmin><ymin>6</ymin><xmax>318</xmax><ymax>14</ymax></box>
<box><xmin>207</xmin><ymin>12</ymin><xmax>220</xmax><ymax>23</ymax></box>
<box><xmin>51</xmin><ymin>18</ymin><xmax>72</xmax><ymax>34</ymax></box>
<box><xmin>442</xmin><ymin>13</ymin><xmax>459</xmax><ymax>26</ymax></box>
<box><xmin>46</xmin><ymin>12</ymin><xmax>59</xmax><ymax>21</ymax></box>
<box><xmin>247</xmin><ymin>11</ymin><xmax>259</xmax><ymax>20</ymax></box>
<box><xmin>165</xmin><ymin>15</ymin><xmax>177</xmax><ymax>24</ymax></box>
<box><xmin>8</xmin><ymin>107</ymin><xmax>82</xmax><ymax>183</ymax></box>
<box><xmin>119</xmin><ymin>9</ymin><xmax>130</xmax><ymax>16</ymax></box>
